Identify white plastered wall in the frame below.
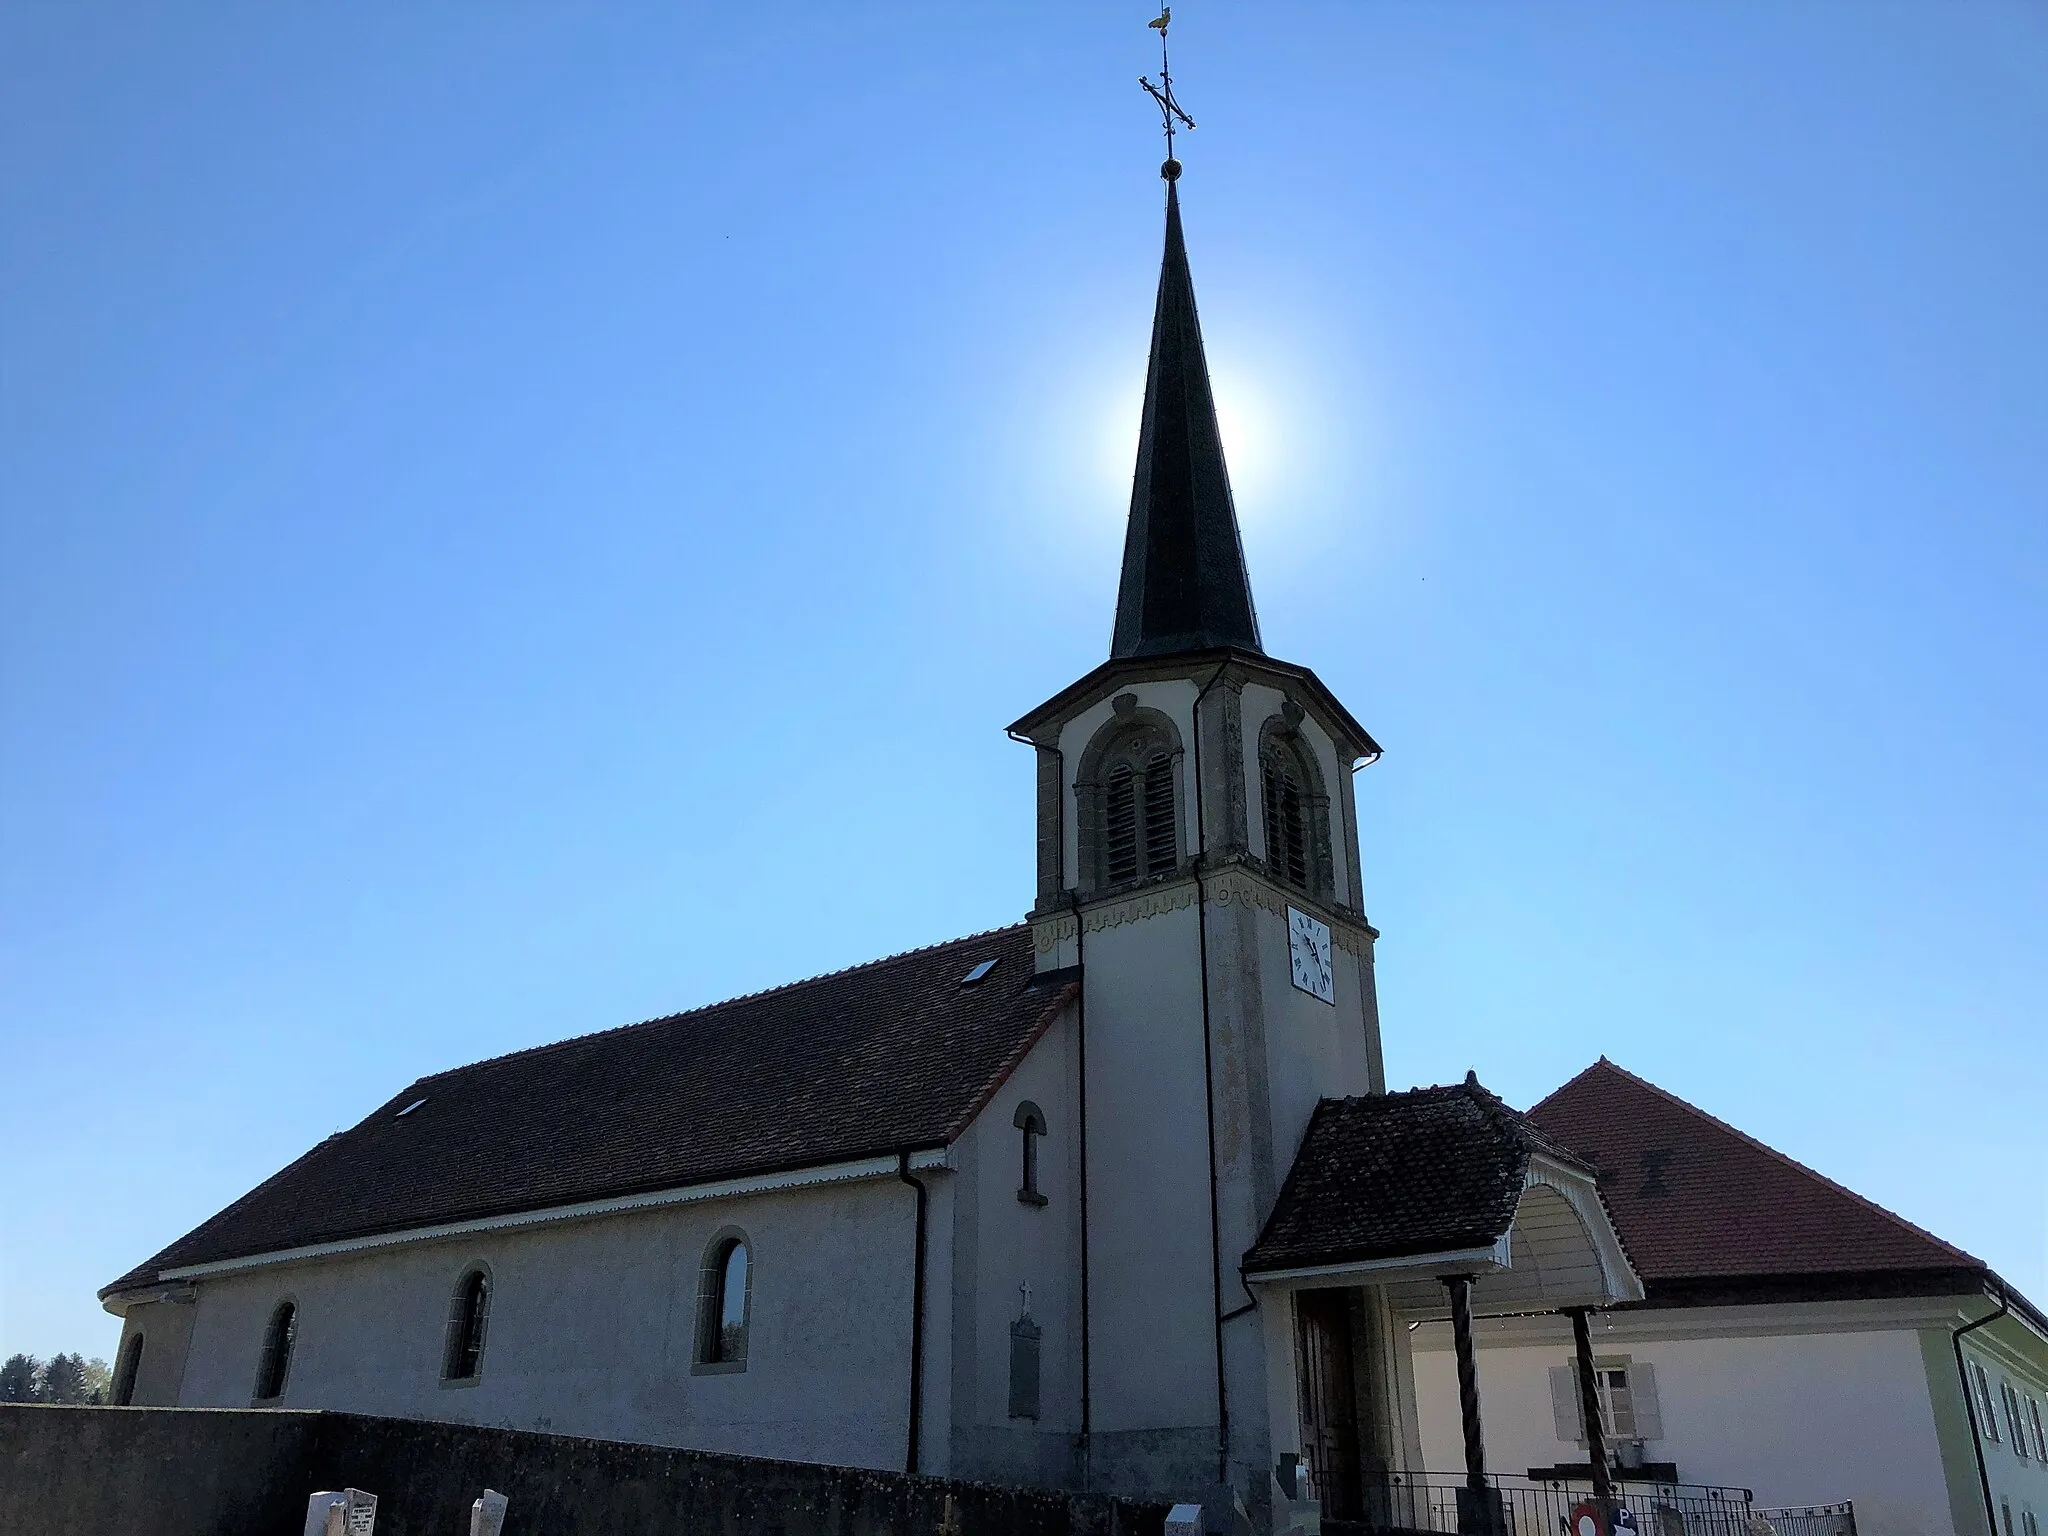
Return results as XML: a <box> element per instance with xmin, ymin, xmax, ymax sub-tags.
<box><xmin>1413</xmin><ymin>1317</ymin><xmax>1956</xmax><ymax>1536</ymax></box>
<box><xmin>1963</xmin><ymin>1335</ymin><xmax>2048</xmax><ymax>1536</ymax></box>
<box><xmin>172</xmin><ymin>1173</ymin><xmax>930</xmax><ymax>1472</ymax></box>
<box><xmin>947</xmin><ymin>1005</ymin><xmax>1088</xmax><ymax>1486</ymax></box>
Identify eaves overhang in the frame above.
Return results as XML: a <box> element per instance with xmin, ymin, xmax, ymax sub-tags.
<box><xmin>98</xmin><ymin>1146</ymin><xmax>955</xmax><ymax>1308</ymax></box>
<box><xmin>1008</xmin><ymin>647</ymin><xmax>1381</xmax><ymax>760</ymax></box>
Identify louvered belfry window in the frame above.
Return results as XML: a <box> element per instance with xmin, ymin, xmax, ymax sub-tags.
<box><xmin>1105</xmin><ymin>763</ymin><xmax>1140</xmax><ymax>883</ymax></box>
<box><xmin>1263</xmin><ymin>753</ymin><xmax>1309</xmax><ymax>889</ymax></box>
<box><xmin>1099</xmin><ymin>735</ymin><xmax>1178</xmax><ymax>887</ymax></box>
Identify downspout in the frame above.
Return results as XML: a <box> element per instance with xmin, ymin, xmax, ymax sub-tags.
<box><xmin>1952</xmin><ymin>1279</ymin><xmax>2010</xmax><ymax>1536</ymax></box>
<box><xmin>1190</xmin><ymin>661</ymin><xmax>1233</xmax><ymax>1485</ymax></box>
<box><xmin>1068</xmin><ymin>885</ymin><xmax>1093</xmax><ymax>1478</ymax></box>
<box><xmin>897</xmin><ymin>1150</ymin><xmax>930</xmax><ymax>1475</ymax></box>
<box><xmin>1009</xmin><ymin>725</ymin><xmax>1092</xmax><ymax>1472</ymax></box>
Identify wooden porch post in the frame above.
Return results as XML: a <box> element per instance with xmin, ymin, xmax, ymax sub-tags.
<box><xmin>1568</xmin><ymin>1307</ymin><xmax>1614</xmax><ymax>1502</ymax></box>
<box><xmin>1443</xmin><ymin>1275</ymin><xmax>1486</xmax><ymax>1487</ymax></box>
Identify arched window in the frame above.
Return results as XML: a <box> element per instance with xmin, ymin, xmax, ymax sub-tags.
<box><xmin>696</xmin><ymin>1232</ymin><xmax>751</xmax><ymax>1369</ymax></box>
<box><xmin>1263</xmin><ymin>749</ymin><xmax>1309</xmax><ymax>888</ymax></box>
<box><xmin>1014</xmin><ymin>1101</ymin><xmax>1048</xmax><ymax>1207</ymax></box>
<box><xmin>1081</xmin><ymin>704</ymin><xmax>1183</xmax><ymax>891</ymax></box>
<box><xmin>252</xmin><ymin>1300</ymin><xmax>296</xmax><ymax>1401</ymax></box>
<box><xmin>112</xmin><ymin>1332</ymin><xmax>143</xmax><ymax>1406</ymax></box>
<box><xmin>443</xmin><ymin>1266</ymin><xmax>491</xmax><ymax>1382</ymax></box>
<box><xmin>1260</xmin><ymin>719</ymin><xmax>1328</xmax><ymax>897</ymax></box>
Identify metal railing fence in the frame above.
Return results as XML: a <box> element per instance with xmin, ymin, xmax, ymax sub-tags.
<box><xmin>1317</xmin><ymin>1470</ymin><xmax>1755</xmax><ymax>1536</ymax></box>
<box><xmin>1751</xmin><ymin>1505</ymin><xmax>1856</xmax><ymax>1536</ymax></box>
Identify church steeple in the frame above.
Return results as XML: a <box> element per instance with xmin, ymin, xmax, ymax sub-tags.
<box><xmin>1110</xmin><ymin>176</ymin><xmax>1263</xmax><ymax>660</ymax></box>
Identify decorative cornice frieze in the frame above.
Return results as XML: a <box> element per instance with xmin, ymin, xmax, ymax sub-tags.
<box><xmin>1205</xmin><ymin>868</ymin><xmax>1375</xmax><ymax>955</ymax></box>
<box><xmin>1028</xmin><ymin>866</ymin><xmax>1376</xmax><ymax>956</ymax></box>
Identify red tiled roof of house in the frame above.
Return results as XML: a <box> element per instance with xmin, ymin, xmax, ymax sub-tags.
<box><xmin>1526</xmin><ymin>1058</ymin><xmax>1978</xmax><ymax>1286</ymax></box>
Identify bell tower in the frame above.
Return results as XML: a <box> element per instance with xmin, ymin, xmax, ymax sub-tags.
<box><xmin>1007</xmin><ymin>162</ymin><xmax>1386</xmax><ymax>1509</ymax></box>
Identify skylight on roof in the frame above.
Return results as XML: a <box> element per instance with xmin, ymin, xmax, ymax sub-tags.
<box><xmin>396</xmin><ymin>1097</ymin><xmax>428</xmax><ymax>1117</ymax></box>
<box><xmin>960</xmin><ymin>959</ymin><xmax>999</xmax><ymax>987</ymax></box>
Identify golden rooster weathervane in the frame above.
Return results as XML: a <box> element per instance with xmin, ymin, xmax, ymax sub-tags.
<box><xmin>1139</xmin><ymin>8</ymin><xmax>1196</xmax><ymax>181</ymax></box>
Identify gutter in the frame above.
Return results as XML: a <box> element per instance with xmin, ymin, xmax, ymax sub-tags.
<box><xmin>122</xmin><ymin>1150</ymin><xmax>951</xmax><ymax>1295</ymax></box>
<box><xmin>1951</xmin><ymin>1278</ymin><xmax>2010</xmax><ymax>1536</ymax></box>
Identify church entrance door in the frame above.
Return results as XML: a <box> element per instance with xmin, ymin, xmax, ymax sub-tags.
<box><xmin>1294</xmin><ymin>1288</ymin><xmax>1364</xmax><ymax>1521</ymax></box>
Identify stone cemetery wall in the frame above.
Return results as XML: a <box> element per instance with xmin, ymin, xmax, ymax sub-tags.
<box><xmin>0</xmin><ymin>1404</ymin><xmax>1169</xmax><ymax>1536</ymax></box>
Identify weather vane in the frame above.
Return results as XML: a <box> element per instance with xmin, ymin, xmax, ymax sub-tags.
<box><xmin>1139</xmin><ymin>8</ymin><xmax>1195</xmax><ymax>181</ymax></box>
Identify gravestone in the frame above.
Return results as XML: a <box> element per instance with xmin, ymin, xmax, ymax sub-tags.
<box><xmin>1165</xmin><ymin>1502</ymin><xmax>1204</xmax><ymax>1536</ymax></box>
<box><xmin>471</xmin><ymin>1488</ymin><xmax>509</xmax><ymax>1536</ymax></box>
<box><xmin>304</xmin><ymin>1487</ymin><xmax>376</xmax><ymax>1536</ymax></box>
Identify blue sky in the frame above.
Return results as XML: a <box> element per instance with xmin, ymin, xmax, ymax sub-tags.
<box><xmin>3</xmin><ymin>3</ymin><xmax>2043</xmax><ymax>1360</ymax></box>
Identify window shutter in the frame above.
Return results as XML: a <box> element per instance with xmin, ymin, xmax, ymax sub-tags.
<box><xmin>1631</xmin><ymin>1362</ymin><xmax>1663</xmax><ymax>1441</ymax></box>
<box><xmin>1105</xmin><ymin>767</ymin><xmax>1138</xmax><ymax>884</ymax></box>
<box><xmin>1549</xmin><ymin>1365</ymin><xmax>1586</xmax><ymax>1445</ymax></box>
<box><xmin>1142</xmin><ymin>754</ymin><xmax>1176</xmax><ymax>875</ymax></box>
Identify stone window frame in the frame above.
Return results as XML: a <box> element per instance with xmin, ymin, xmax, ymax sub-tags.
<box><xmin>1258</xmin><ymin>705</ymin><xmax>1335</xmax><ymax>902</ymax></box>
<box><xmin>1014</xmin><ymin>1100</ymin><xmax>1049</xmax><ymax>1207</ymax></box>
<box><xmin>112</xmin><ymin>1330</ymin><xmax>144</xmax><ymax>1406</ymax></box>
<box><xmin>440</xmin><ymin>1261</ymin><xmax>494</xmax><ymax>1388</ymax></box>
<box><xmin>694</xmin><ymin>1227</ymin><xmax>753</xmax><ymax>1375</ymax></box>
<box><xmin>1074</xmin><ymin>697</ymin><xmax>1186</xmax><ymax>895</ymax></box>
<box><xmin>250</xmin><ymin>1295</ymin><xmax>299</xmax><ymax>1405</ymax></box>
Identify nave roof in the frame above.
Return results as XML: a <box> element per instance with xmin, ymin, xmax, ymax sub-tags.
<box><xmin>106</xmin><ymin>927</ymin><xmax>1072</xmax><ymax>1297</ymax></box>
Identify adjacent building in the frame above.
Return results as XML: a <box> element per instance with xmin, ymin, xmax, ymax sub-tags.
<box><xmin>1411</xmin><ymin>1060</ymin><xmax>2048</xmax><ymax>1536</ymax></box>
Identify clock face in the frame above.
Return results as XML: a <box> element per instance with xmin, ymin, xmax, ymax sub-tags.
<box><xmin>1287</xmin><ymin>906</ymin><xmax>1335</xmax><ymax>1004</ymax></box>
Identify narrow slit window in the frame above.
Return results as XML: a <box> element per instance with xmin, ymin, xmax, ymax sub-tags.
<box><xmin>253</xmin><ymin>1300</ymin><xmax>296</xmax><ymax>1401</ymax></box>
<box><xmin>1015</xmin><ymin>1101</ymin><xmax>1048</xmax><ymax>1207</ymax></box>
<box><xmin>444</xmin><ymin>1267</ymin><xmax>491</xmax><ymax>1382</ymax></box>
<box><xmin>112</xmin><ymin>1333</ymin><xmax>144</xmax><ymax>1406</ymax></box>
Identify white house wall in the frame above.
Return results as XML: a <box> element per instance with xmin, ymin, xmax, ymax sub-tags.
<box><xmin>162</xmin><ymin>1174</ymin><xmax>927</xmax><ymax>1473</ymax></box>
<box><xmin>1961</xmin><ymin>1329</ymin><xmax>2048</xmax><ymax>1536</ymax></box>
<box><xmin>1413</xmin><ymin>1319</ymin><xmax>1956</xmax><ymax>1536</ymax></box>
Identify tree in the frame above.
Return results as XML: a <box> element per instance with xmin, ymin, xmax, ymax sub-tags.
<box><xmin>41</xmin><ymin>1353</ymin><xmax>89</xmax><ymax>1404</ymax></box>
<box><xmin>0</xmin><ymin>1354</ymin><xmax>39</xmax><ymax>1402</ymax></box>
<box><xmin>81</xmin><ymin>1357</ymin><xmax>112</xmax><ymax>1404</ymax></box>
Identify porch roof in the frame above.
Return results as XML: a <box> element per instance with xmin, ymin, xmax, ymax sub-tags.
<box><xmin>1242</xmin><ymin>1075</ymin><xmax>1642</xmax><ymax>1312</ymax></box>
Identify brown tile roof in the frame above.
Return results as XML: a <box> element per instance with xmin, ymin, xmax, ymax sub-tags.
<box><xmin>105</xmin><ymin>927</ymin><xmax>1072</xmax><ymax>1297</ymax></box>
<box><xmin>1525</xmin><ymin>1058</ymin><xmax>1979</xmax><ymax>1292</ymax></box>
<box><xmin>1242</xmin><ymin>1075</ymin><xmax>1596</xmax><ymax>1275</ymax></box>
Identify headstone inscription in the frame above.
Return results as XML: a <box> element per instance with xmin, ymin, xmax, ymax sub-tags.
<box><xmin>303</xmin><ymin>1488</ymin><xmax>376</xmax><ymax>1536</ymax></box>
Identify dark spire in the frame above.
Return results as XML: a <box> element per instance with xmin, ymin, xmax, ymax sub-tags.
<box><xmin>1110</xmin><ymin>177</ymin><xmax>1263</xmax><ymax>660</ymax></box>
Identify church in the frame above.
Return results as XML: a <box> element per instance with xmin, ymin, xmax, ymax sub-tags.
<box><xmin>98</xmin><ymin>158</ymin><xmax>1646</xmax><ymax>1530</ymax></box>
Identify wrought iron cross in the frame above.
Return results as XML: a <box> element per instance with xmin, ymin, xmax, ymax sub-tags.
<box><xmin>1139</xmin><ymin>8</ymin><xmax>1196</xmax><ymax>174</ymax></box>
